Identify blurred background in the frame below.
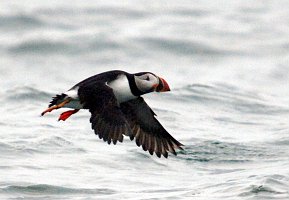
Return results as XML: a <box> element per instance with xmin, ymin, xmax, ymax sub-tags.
<box><xmin>0</xmin><ymin>0</ymin><xmax>289</xmax><ymax>199</ymax></box>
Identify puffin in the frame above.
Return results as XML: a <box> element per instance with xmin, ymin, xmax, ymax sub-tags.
<box><xmin>41</xmin><ymin>70</ymin><xmax>183</xmax><ymax>158</ymax></box>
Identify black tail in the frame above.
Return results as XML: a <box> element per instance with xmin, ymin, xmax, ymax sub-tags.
<box><xmin>48</xmin><ymin>93</ymin><xmax>67</xmax><ymax>107</ymax></box>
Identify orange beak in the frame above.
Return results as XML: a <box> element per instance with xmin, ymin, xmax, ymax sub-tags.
<box><xmin>155</xmin><ymin>77</ymin><xmax>170</xmax><ymax>92</ymax></box>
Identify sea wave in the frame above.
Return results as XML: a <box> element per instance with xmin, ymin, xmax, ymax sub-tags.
<box><xmin>178</xmin><ymin>140</ymin><xmax>272</xmax><ymax>163</ymax></box>
<box><xmin>0</xmin><ymin>141</ymin><xmax>40</xmax><ymax>155</ymax></box>
<box><xmin>1</xmin><ymin>184</ymin><xmax>116</xmax><ymax>195</ymax></box>
<box><xmin>173</xmin><ymin>84</ymin><xmax>289</xmax><ymax>115</ymax></box>
<box><xmin>0</xmin><ymin>135</ymin><xmax>86</xmax><ymax>156</ymax></box>
<box><xmin>134</xmin><ymin>37</ymin><xmax>245</xmax><ymax>56</ymax></box>
<box><xmin>4</xmin><ymin>86</ymin><xmax>51</xmax><ymax>102</ymax></box>
<box><xmin>35</xmin><ymin>6</ymin><xmax>148</xmax><ymax>19</ymax></box>
<box><xmin>34</xmin><ymin>136</ymin><xmax>86</xmax><ymax>153</ymax></box>
<box><xmin>8</xmin><ymin>39</ymin><xmax>75</xmax><ymax>54</ymax></box>
<box><xmin>239</xmin><ymin>175</ymin><xmax>289</xmax><ymax>198</ymax></box>
<box><xmin>0</xmin><ymin>14</ymin><xmax>45</xmax><ymax>30</ymax></box>
<box><xmin>7</xmin><ymin>37</ymin><xmax>124</xmax><ymax>55</ymax></box>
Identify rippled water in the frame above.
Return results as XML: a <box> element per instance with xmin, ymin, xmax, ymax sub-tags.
<box><xmin>1</xmin><ymin>0</ymin><xmax>289</xmax><ymax>199</ymax></box>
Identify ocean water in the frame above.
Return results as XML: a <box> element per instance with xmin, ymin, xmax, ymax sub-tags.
<box><xmin>1</xmin><ymin>0</ymin><xmax>289</xmax><ymax>199</ymax></box>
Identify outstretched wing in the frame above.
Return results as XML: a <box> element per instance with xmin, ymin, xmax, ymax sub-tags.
<box><xmin>78</xmin><ymin>83</ymin><xmax>132</xmax><ymax>145</ymax></box>
<box><xmin>120</xmin><ymin>97</ymin><xmax>183</xmax><ymax>158</ymax></box>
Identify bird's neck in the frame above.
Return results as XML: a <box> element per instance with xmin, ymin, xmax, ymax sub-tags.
<box><xmin>126</xmin><ymin>74</ymin><xmax>145</xmax><ymax>96</ymax></box>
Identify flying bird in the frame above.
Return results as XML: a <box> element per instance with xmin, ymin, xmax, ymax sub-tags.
<box><xmin>41</xmin><ymin>70</ymin><xmax>183</xmax><ymax>158</ymax></box>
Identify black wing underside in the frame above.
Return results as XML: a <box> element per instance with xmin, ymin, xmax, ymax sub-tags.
<box><xmin>78</xmin><ymin>83</ymin><xmax>132</xmax><ymax>145</ymax></box>
<box><xmin>120</xmin><ymin>97</ymin><xmax>183</xmax><ymax>158</ymax></box>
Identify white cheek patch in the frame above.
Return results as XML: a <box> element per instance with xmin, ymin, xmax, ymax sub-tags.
<box><xmin>136</xmin><ymin>74</ymin><xmax>158</xmax><ymax>92</ymax></box>
<box><xmin>150</xmin><ymin>75</ymin><xmax>159</xmax><ymax>85</ymax></box>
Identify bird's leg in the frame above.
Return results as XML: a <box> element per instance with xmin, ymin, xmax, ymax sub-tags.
<box><xmin>58</xmin><ymin>109</ymin><xmax>79</xmax><ymax>121</ymax></box>
<box><xmin>41</xmin><ymin>99</ymin><xmax>71</xmax><ymax>116</ymax></box>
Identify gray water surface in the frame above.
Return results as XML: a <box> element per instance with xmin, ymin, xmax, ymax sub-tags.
<box><xmin>1</xmin><ymin>1</ymin><xmax>289</xmax><ymax>199</ymax></box>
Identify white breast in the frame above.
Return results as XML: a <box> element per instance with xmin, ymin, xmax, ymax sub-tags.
<box><xmin>108</xmin><ymin>74</ymin><xmax>136</xmax><ymax>103</ymax></box>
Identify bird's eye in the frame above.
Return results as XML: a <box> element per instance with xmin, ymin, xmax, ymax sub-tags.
<box><xmin>145</xmin><ymin>76</ymin><xmax>150</xmax><ymax>81</ymax></box>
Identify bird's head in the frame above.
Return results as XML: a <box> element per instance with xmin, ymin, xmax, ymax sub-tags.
<box><xmin>134</xmin><ymin>72</ymin><xmax>170</xmax><ymax>94</ymax></box>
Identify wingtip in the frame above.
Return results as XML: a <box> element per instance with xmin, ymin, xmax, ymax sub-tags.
<box><xmin>178</xmin><ymin>144</ymin><xmax>185</xmax><ymax>150</ymax></box>
<box><xmin>155</xmin><ymin>151</ymin><xmax>162</xmax><ymax>158</ymax></box>
<box><xmin>163</xmin><ymin>152</ymin><xmax>168</xmax><ymax>158</ymax></box>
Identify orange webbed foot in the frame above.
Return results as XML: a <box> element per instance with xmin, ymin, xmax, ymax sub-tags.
<box><xmin>58</xmin><ymin>109</ymin><xmax>79</xmax><ymax>121</ymax></box>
